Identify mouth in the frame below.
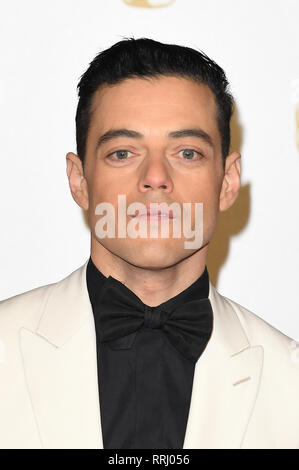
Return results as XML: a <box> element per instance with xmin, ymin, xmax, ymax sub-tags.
<box><xmin>130</xmin><ymin>209</ymin><xmax>175</xmax><ymax>219</ymax></box>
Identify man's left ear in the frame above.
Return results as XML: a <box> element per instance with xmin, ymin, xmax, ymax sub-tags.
<box><xmin>219</xmin><ymin>151</ymin><xmax>241</xmax><ymax>212</ymax></box>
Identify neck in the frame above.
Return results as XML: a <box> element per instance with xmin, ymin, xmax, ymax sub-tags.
<box><xmin>90</xmin><ymin>236</ymin><xmax>209</xmax><ymax>307</ymax></box>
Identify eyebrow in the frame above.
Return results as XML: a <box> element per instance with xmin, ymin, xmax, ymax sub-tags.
<box><xmin>95</xmin><ymin>128</ymin><xmax>214</xmax><ymax>150</ymax></box>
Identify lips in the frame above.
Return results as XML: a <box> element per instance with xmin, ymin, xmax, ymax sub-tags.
<box><xmin>130</xmin><ymin>205</ymin><xmax>175</xmax><ymax>219</ymax></box>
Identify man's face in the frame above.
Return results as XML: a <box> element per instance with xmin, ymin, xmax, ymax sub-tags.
<box><xmin>71</xmin><ymin>76</ymin><xmax>239</xmax><ymax>269</ymax></box>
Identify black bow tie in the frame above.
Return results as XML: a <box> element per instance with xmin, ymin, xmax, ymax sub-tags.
<box><xmin>94</xmin><ymin>274</ymin><xmax>213</xmax><ymax>364</ymax></box>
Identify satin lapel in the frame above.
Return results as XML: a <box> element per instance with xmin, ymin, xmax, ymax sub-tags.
<box><xmin>19</xmin><ymin>260</ymin><xmax>103</xmax><ymax>449</ymax></box>
<box><xmin>183</xmin><ymin>284</ymin><xmax>264</xmax><ymax>449</ymax></box>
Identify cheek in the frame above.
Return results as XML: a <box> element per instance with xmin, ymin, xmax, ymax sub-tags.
<box><xmin>192</xmin><ymin>175</ymin><xmax>221</xmax><ymax>235</ymax></box>
<box><xmin>202</xmin><ymin>186</ymin><xmax>221</xmax><ymax>226</ymax></box>
<box><xmin>191</xmin><ymin>173</ymin><xmax>220</xmax><ymax>206</ymax></box>
<box><xmin>89</xmin><ymin>160</ymin><xmax>134</xmax><ymax>201</ymax></box>
<box><xmin>86</xmin><ymin>171</ymin><xmax>117</xmax><ymax>206</ymax></box>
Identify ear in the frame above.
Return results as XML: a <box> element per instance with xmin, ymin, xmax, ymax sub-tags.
<box><xmin>66</xmin><ymin>152</ymin><xmax>89</xmax><ymax>211</ymax></box>
<box><xmin>219</xmin><ymin>151</ymin><xmax>241</xmax><ymax>212</ymax></box>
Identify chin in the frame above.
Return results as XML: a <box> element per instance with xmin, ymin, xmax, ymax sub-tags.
<box><xmin>110</xmin><ymin>238</ymin><xmax>186</xmax><ymax>269</ymax></box>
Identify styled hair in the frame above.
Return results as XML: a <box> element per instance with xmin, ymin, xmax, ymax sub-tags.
<box><xmin>76</xmin><ymin>37</ymin><xmax>234</xmax><ymax>167</ymax></box>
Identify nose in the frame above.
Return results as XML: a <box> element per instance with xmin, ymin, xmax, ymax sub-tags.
<box><xmin>138</xmin><ymin>155</ymin><xmax>173</xmax><ymax>194</ymax></box>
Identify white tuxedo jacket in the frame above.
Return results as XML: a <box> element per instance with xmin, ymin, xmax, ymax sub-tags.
<box><xmin>0</xmin><ymin>259</ymin><xmax>299</xmax><ymax>449</ymax></box>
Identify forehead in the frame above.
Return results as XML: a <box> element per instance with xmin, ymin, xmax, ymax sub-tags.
<box><xmin>89</xmin><ymin>76</ymin><xmax>220</xmax><ymax>142</ymax></box>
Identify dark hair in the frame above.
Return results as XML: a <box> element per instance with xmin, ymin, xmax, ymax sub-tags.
<box><xmin>76</xmin><ymin>37</ymin><xmax>234</xmax><ymax>168</ymax></box>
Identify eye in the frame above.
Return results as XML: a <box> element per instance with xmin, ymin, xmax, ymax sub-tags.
<box><xmin>108</xmin><ymin>149</ymin><xmax>132</xmax><ymax>161</ymax></box>
<box><xmin>179</xmin><ymin>148</ymin><xmax>203</xmax><ymax>160</ymax></box>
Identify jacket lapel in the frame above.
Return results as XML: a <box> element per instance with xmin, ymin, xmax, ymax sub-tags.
<box><xmin>19</xmin><ymin>260</ymin><xmax>103</xmax><ymax>449</ymax></box>
<box><xmin>183</xmin><ymin>284</ymin><xmax>264</xmax><ymax>449</ymax></box>
<box><xmin>20</xmin><ymin>260</ymin><xmax>263</xmax><ymax>449</ymax></box>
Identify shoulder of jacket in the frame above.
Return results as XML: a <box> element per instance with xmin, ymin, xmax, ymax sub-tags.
<box><xmin>217</xmin><ymin>291</ymin><xmax>293</xmax><ymax>343</ymax></box>
<box><xmin>215</xmin><ymin>289</ymin><xmax>299</xmax><ymax>374</ymax></box>
<box><xmin>0</xmin><ymin>281</ymin><xmax>56</xmax><ymax>331</ymax></box>
<box><xmin>0</xmin><ymin>262</ymin><xmax>87</xmax><ymax>331</ymax></box>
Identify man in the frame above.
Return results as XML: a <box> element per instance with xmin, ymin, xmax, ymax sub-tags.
<box><xmin>0</xmin><ymin>38</ymin><xmax>298</xmax><ymax>449</ymax></box>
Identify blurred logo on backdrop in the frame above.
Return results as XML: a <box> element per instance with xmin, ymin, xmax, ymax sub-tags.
<box><xmin>123</xmin><ymin>0</ymin><xmax>175</xmax><ymax>8</ymax></box>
